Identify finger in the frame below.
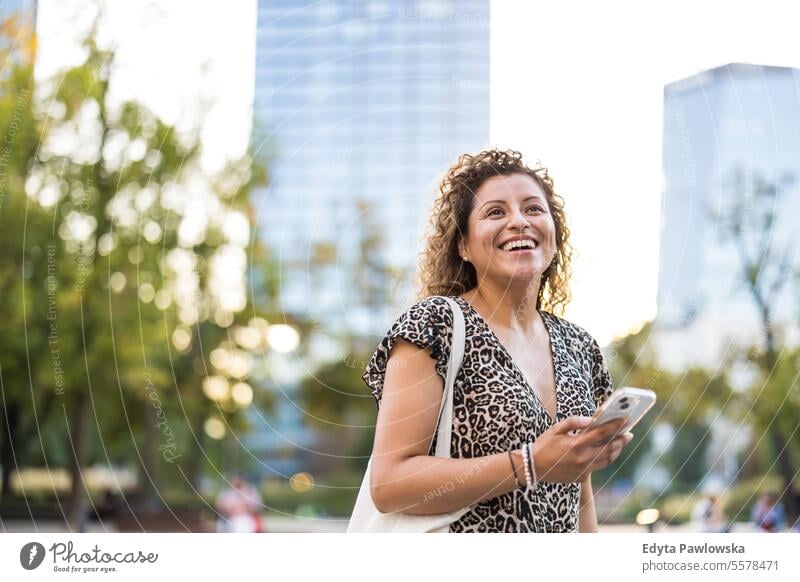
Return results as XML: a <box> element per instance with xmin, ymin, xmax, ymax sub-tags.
<box><xmin>608</xmin><ymin>432</ymin><xmax>632</xmax><ymax>447</ymax></box>
<box><xmin>604</xmin><ymin>450</ymin><xmax>621</xmax><ymax>467</ymax></box>
<box><xmin>595</xmin><ymin>417</ymin><xmax>628</xmax><ymax>432</ymax></box>
<box><xmin>590</xmin><ymin>445</ymin><xmax>622</xmax><ymax>471</ymax></box>
<box><xmin>587</xmin><ymin>454</ymin><xmax>612</xmax><ymax>472</ymax></box>
<box><xmin>551</xmin><ymin>416</ymin><xmax>593</xmax><ymax>435</ymax></box>
<box><xmin>582</xmin><ymin>418</ymin><xmax>627</xmax><ymax>444</ymax></box>
<box><xmin>585</xmin><ymin>416</ymin><xmax>627</xmax><ymax>436</ymax></box>
<box><xmin>593</xmin><ymin>439</ymin><xmax>623</xmax><ymax>462</ymax></box>
<box><xmin>583</xmin><ymin>441</ymin><xmax>618</xmax><ymax>465</ymax></box>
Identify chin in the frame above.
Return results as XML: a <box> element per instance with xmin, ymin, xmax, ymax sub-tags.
<box><xmin>502</xmin><ymin>270</ymin><xmax>539</xmax><ymax>285</ymax></box>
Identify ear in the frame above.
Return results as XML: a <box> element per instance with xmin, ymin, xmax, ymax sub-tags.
<box><xmin>457</xmin><ymin>237</ymin><xmax>466</xmax><ymax>259</ymax></box>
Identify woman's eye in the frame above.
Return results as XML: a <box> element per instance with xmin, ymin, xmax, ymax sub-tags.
<box><xmin>488</xmin><ymin>205</ymin><xmax>544</xmax><ymax>216</ymax></box>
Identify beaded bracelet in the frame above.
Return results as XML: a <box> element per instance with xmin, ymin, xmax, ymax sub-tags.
<box><xmin>521</xmin><ymin>443</ymin><xmax>533</xmax><ymax>487</ymax></box>
<box><xmin>527</xmin><ymin>441</ymin><xmax>540</xmax><ymax>491</ymax></box>
<box><xmin>507</xmin><ymin>450</ymin><xmax>523</xmax><ymax>488</ymax></box>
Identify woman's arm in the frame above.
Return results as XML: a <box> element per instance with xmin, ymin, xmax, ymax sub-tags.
<box><xmin>370</xmin><ymin>339</ymin><xmax>629</xmax><ymax>515</ymax></box>
<box><xmin>370</xmin><ymin>339</ymin><xmax>521</xmax><ymax>514</ymax></box>
<box><xmin>578</xmin><ymin>475</ymin><xmax>599</xmax><ymax>532</ymax></box>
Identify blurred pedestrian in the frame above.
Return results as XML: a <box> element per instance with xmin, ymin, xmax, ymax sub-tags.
<box><xmin>215</xmin><ymin>475</ymin><xmax>265</xmax><ymax>532</ymax></box>
<box><xmin>750</xmin><ymin>491</ymin><xmax>786</xmax><ymax>532</ymax></box>
<box><xmin>692</xmin><ymin>494</ymin><xmax>729</xmax><ymax>533</ymax></box>
<box><xmin>95</xmin><ymin>488</ymin><xmax>122</xmax><ymax>521</ymax></box>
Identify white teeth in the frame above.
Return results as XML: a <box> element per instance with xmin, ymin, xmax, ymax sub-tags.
<box><xmin>500</xmin><ymin>239</ymin><xmax>536</xmax><ymax>251</ymax></box>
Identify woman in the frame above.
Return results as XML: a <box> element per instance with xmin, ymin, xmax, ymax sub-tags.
<box><xmin>362</xmin><ymin>148</ymin><xmax>633</xmax><ymax>532</ymax></box>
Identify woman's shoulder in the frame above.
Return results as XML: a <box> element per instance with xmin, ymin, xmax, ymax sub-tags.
<box><xmin>394</xmin><ymin>295</ymin><xmax>456</xmax><ymax>328</ymax></box>
<box><xmin>406</xmin><ymin>294</ymin><xmax>455</xmax><ymax>313</ymax></box>
<box><xmin>362</xmin><ymin>295</ymin><xmax>456</xmax><ymax>408</ymax></box>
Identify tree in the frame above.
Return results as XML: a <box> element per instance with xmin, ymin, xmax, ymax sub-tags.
<box><xmin>717</xmin><ymin>165</ymin><xmax>799</xmax><ymax>521</ymax></box>
<box><xmin>296</xmin><ymin>198</ymin><xmax>401</xmax><ymax>475</ymax></box>
<box><xmin>0</xmin><ymin>13</ymin><xmax>52</xmax><ymax>500</ymax></box>
<box><xmin>599</xmin><ymin>323</ymin><xmax>734</xmax><ymax>498</ymax></box>
<box><xmin>297</xmin><ymin>357</ymin><xmax>377</xmax><ymax>475</ymax></box>
<box><xmin>1</xmin><ymin>20</ymin><xmax>279</xmax><ymax>531</ymax></box>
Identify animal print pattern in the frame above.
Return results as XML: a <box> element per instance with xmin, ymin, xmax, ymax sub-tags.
<box><xmin>362</xmin><ymin>295</ymin><xmax>613</xmax><ymax>533</ymax></box>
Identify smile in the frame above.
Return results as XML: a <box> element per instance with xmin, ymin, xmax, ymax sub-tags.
<box><xmin>499</xmin><ymin>239</ymin><xmax>537</xmax><ymax>252</ymax></box>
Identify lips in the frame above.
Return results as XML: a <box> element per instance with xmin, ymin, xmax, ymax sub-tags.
<box><xmin>498</xmin><ymin>236</ymin><xmax>538</xmax><ymax>252</ymax></box>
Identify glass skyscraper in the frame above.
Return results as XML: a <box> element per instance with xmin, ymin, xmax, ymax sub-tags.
<box><xmin>656</xmin><ymin>63</ymin><xmax>800</xmax><ymax>369</ymax></box>
<box><xmin>655</xmin><ymin>64</ymin><xmax>800</xmax><ymax>490</ymax></box>
<box><xmin>254</xmin><ymin>0</ymin><xmax>490</xmax><ymax>340</ymax></box>
<box><xmin>249</xmin><ymin>0</ymin><xmax>489</xmax><ymax>481</ymax></box>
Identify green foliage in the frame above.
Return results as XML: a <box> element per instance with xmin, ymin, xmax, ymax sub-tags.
<box><xmin>296</xmin><ymin>356</ymin><xmax>376</xmax><ymax>474</ymax></box>
<box><xmin>599</xmin><ymin>165</ymin><xmax>800</xmax><ymax>518</ymax></box>
<box><xmin>601</xmin><ymin>322</ymin><xmax>737</xmax><ymax>497</ymax></box>
<box><xmin>656</xmin><ymin>420</ymin><xmax>711</xmax><ymax>492</ymax></box>
<box><xmin>297</xmin><ymin>357</ymin><xmax>376</xmax><ymax>426</ymax></box>
<box><xmin>0</xmin><ymin>20</ymin><xmax>280</xmax><ymax>512</ymax></box>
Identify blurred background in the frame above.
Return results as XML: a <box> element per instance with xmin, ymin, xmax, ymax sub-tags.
<box><xmin>0</xmin><ymin>0</ymin><xmax>798</xmax><ymax>532</ymax></box>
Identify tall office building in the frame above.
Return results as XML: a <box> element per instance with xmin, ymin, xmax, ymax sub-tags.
<box><xmin>656</xmin><ymin>63</ymin><xmax>800</xmax><ymax>370</ymax></box>
<box><xmin>653</xmin><ymin>64</ymin><xmax>800</xmax><ymax>491</ymax></box>
<box><xmin>254</xmin><ymin>0</ymin><xmax>490</xmax><ymax>340</ymax></box>
<box><xmin>250</xmin><ymin>1</ymin><xmax>490</xmax><ymax>479</ymax></box>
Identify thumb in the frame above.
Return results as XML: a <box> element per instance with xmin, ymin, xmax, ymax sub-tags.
<box><xmin>551</xmin><ymin>416</ymin><xmax>593</xmax><ymax>435</ymax></box>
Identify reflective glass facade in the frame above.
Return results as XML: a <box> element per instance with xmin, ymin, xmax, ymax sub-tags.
<box><xmin>254</xmin><ymin>0</ymin><xmax>490</xmax><ymax>335</ymax></box>
<box><xmin>658</xmin><ymin>64</ymin><xmax>800</xmax><ymax>335</ymax></box>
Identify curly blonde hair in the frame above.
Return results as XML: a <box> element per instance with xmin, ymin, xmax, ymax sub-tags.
<box><xmin>416</xmin><ymin>148</ymin><xmax>573</xmax><ymax>315</ymax></box>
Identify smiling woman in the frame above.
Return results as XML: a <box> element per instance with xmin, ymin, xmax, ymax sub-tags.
<box><xmin>356</xmin><ymin>148</ymin><xmax>634</xmax><ymax>533</ymax></box>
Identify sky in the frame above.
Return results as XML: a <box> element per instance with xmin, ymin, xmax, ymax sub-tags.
<box><xmin>35</xmin><ymin>0</ymin><xmax>255</xmax><ymax>173</ymax></box>
<box><xmin>491</xmin><ymin>0</ymin><xmax>800</xmax><ymax>343</ymax></box>
<box><xmin>33</xmin><ymin>0</ymin><xmax>800</xmax><ymax>345</ymax></box>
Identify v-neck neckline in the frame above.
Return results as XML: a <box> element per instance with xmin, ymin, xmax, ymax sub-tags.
<box><xmin>453</xmin><ymin>296</ymin><xmax>561</xmax><ymax>426</ymax></box>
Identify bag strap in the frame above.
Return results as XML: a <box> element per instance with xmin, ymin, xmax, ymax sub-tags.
<box><xmin>431</xmin><ymin>296</ymin><xmax>465</xmax><ymax>458</ymax></box>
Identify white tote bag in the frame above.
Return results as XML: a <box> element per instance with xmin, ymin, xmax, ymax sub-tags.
<box><xmin>347</xmin><ymin>296</ymin><xmax>472</xmax><ymax>532</ymax></box>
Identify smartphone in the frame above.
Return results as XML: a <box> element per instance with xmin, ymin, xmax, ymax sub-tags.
<box><xmin>583</xmin><ymin>386</ymin><xmax>656</xmax><ymax>443</ymax></box>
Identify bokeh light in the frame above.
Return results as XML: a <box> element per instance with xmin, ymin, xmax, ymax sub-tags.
<box><xmin>203</xmin><ymin>418</ymin><xmax>226</xmax><ymax>440</ymax></box>
<box><xmin>289</xmin><ymin>472</ymin><xmax>314</xmax><ymax>493</ymax></box>
<box><xmin>266</xmin><ymin>324</ymin><xmax>300</xmax><ymax>353</ymax></box>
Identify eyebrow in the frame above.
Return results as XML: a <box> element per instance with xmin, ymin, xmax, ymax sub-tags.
<box><xmin>479</xmin><ymin>196</ymin><xmax>544</xmax><ymax>209</ymax></box>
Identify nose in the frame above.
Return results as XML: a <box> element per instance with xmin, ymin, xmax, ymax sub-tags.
<box><xmin>507</xmin><ymin>207</ymin><xmax>529</xmax><ymax>230</ymax></box>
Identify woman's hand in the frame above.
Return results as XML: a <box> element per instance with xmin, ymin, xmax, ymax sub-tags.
<box><xmin>531</xmin><ymin>416</ymin><xmax>633</xmax><ymax>483</ymax></box>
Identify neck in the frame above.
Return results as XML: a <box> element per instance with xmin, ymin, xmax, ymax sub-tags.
<box><xmin>463</xmin><ymin>278</ymin><xmax>541</xmax><ymax>333</ymax></box>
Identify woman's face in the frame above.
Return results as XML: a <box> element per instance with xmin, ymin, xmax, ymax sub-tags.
<box><xmin>458</xmin><ymin>172</ymin><xmax>557</xmax><ymax>289</ymax></box>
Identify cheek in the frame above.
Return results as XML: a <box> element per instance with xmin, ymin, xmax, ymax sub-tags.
<box><xmin>541</xmin><ymin>219</ymin><xmax>557</xmax><ymax>247</ymax></box>
<box><xmin>549</xmin><ymin>227</ymin><xmax>557</xmax><ymax>247</ymax></box>
<box><xmin>470</xmin><ymin>226</ymin><xmax>498</xmax><ymax>253</ymax></box>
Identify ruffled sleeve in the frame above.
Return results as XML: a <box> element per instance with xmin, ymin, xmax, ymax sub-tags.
<box><xmin>361</xmin><ymin>296</ymin><xmax>455</xmax><ymax>410</ymax></box>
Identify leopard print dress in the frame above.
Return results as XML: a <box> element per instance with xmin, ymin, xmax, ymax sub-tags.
<box><xmin>362</xmin><ymin>295</ymin><xmax>613</xmax><ymax>533</ymax></box>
